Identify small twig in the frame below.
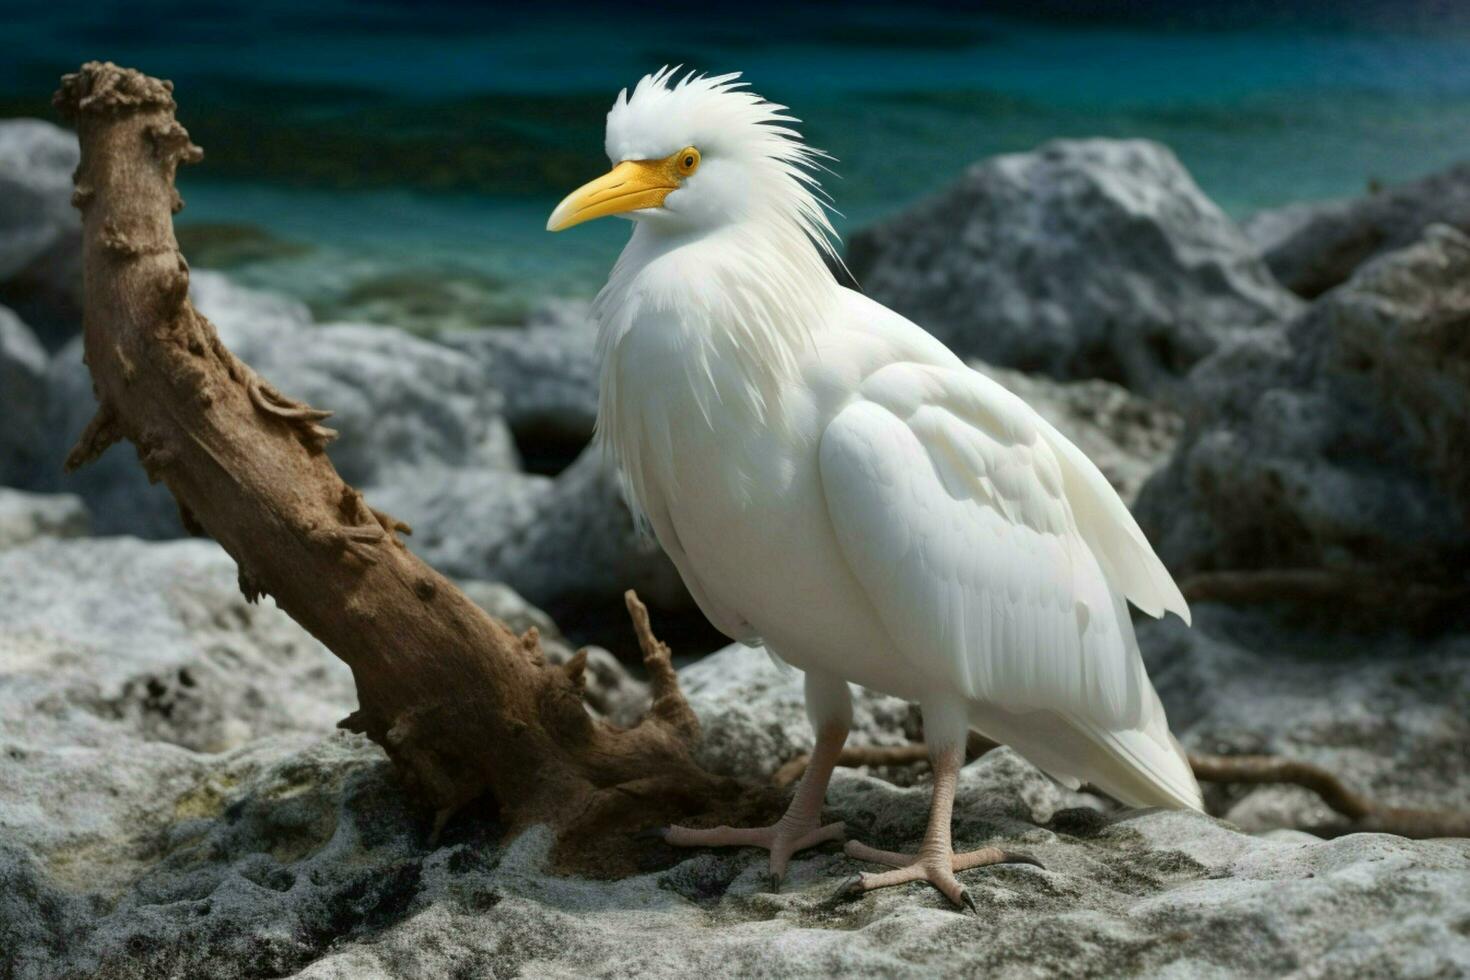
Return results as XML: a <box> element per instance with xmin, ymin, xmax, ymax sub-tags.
<box><xmin>775</xmin><ymin>740</ymin><xmax>1470</xmax><ymax>839</ymax></box>
<box><xmin>370</xmin><ymin>506</ymin><xmax>412</xmax><ymax>544</ymax></box>
<box><xmin>64</xmin><ymin>403</ymin><xmax>122</xmax><ymax>472</ymax></box>
<box><xmin>773</xmin><ymin>744</ymin><xmax>929</xmax><ymax>788</ymax></box>
<box><xmin>773</xmin><ymin>733</ymin><xmax>1000</xmax><ymax>789</ymax></box>
<box><xmin>563</xmin><ymin>648</ymin><xmax>589</xmax><ymax>692</ymax></box>
<box><xmin>625</xmin><ymin>590</ymin><xmax>700</xmax><ymax>740</ymax></box>
<box><xmin>247</xmin><ymin>375</ymin><xmax>338</xmax><ymax>451</ymax></box>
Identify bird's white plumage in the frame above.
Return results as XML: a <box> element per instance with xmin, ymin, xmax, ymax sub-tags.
<box><xmin>587</xmin><ymin>70</ymin><xmax>1202</xmax><ymax>812</ymax></box>
<box><xmin>820</xmin><ymin>359</ymin><xmax>1199</xmax><ymax>809</ymax></box>
<box><xmin>823</xmin><ymin>362</ymin><xmax>1138</xmax><ymax>718</ymax></box>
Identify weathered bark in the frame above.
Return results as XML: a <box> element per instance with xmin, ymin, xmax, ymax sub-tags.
<box><xmin>54</xmin><ymin>61</ymin><xmax>778</xmax><ymax>877</ymax></box>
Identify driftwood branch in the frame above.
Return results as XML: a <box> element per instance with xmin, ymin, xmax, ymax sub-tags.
<box><xmin>54</xmin><ymin>61</ymin><xmax>778</xmax><ymax>876</ymax></box>
<box><xmin>775</xmin><ymin>739</ymin><xmax>1470</xmax><ymax>839</ymax></box>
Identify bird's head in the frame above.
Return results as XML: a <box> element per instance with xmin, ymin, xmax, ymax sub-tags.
<box><xmin>547</xmin><ymin>68</ymin><xmax>835</xmax><ymax>250</ymax></box>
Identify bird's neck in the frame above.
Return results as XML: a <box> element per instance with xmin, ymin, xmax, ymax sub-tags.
<box><xmin>593</xmin><ymin>218</ymin><xmax>840</xmax><ymax>379</ymax></box>
<box><xmin>591</xmin><ymin>220</ymin><xmax>840</xmax><ymax>522</ymax></box>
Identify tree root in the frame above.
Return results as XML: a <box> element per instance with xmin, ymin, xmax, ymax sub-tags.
<box><xmin>54</xmin><ymin>60</ymin><xmax>779</xmax><ymax>878</ymax></box>
<box><xmin>774</xmin><ymin>739</ymin><xmax>1470</xmax><ymax>839</ymax></box>
<box><xmin>1185</xmin><ymin>753</ymin><xmax>1470</xmax><ymax>839</ymax></box>
<box><xmin>1179</xmin><ymin>569</ymin><xmax>1470</xmax><ymax>629</ymax></box>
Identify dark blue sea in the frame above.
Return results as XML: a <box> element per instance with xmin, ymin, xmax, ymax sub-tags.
<box><xmin>6</xmin><ymin>1</ymin><xmax>1470</xmax><ymax>326</ymax></box>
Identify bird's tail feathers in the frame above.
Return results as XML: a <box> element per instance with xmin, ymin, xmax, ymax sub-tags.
<box><xmin>1069</xmin><ymin>717</ymin><xmax>1203</xmax><ymax>812</ymax></box>
<box><xmin>969</xmin><ymin>707</ymin><xmax>1202</xmax><ymax>812</ymax></box>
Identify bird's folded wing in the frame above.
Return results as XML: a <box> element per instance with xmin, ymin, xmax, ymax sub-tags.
<box><xmin>639</xmin><ymin>466</ymin><xmax>764</xmax><ymax>647</ymax></box>
<box><xmin>1030</xmin><ymin>410</ymin><xmax>1190</xmax><ymax>624</ymax></box>
<box><xmin>817</xmin><ymin>362</ymin><xmax>1183</xmax><ymax>729</ymax></box>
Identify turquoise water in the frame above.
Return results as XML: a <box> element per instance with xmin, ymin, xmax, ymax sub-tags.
<box><xmin>6</xmin><ymin>3</ymin><xmax>1470</xmax><ymax>321</ymax></box>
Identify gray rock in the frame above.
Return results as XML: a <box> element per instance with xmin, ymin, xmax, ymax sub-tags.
<box><xmin>191</xmin><ymin>267</ymin><xmax>313</xmax><ymax>343</ymax></box>
<box><xmin>414</xmin><ymin>303</ymin><xmax>669</xmax><ymax>621</ymax></box>
<box><xmin>680</xmin><ymin>643</ymin><xmax>919</xmax><ymax>782</ymax></box>
<box><xmin>373</xmin><ymin>446</ymin><xmax>688</xmax><ymax>623</ymax></box>
<box><xmin>0</xmin><ymin>532</ymin><xmax>646</xmax><ymax>754</ymax></box>
<box><xmin>457</xmin><ymin>578</ymin><xmax>562</xmax><ymax>639</ymax></box>
<box><xmin>483</xmin><ymin>446</ymin><xmax>685</xmax><ymax>613</ymax></box>
<box><xmin>1244</xmin><ymin>160</ymin><xmax>1470</xmax><ymax>298</ymax></box>
<box><xmin>195</xmin><ymin>273</ymin><xmax>519</xmax><ymax>490</ymax></box>
<box><xmin>436</xmin><ymin>318</ymin><xmax>598</xmax><ymax>475</ymax></box>
<box><xmin>248</xmin><ymin>321</ymin><xmax>519</xmax><ymax>490</ymax></box>
<box><xmin>0</xmin><ymin>227</ymin><xmax>83</xmax><ymax>352</ymax></box>
<box><xmin>368</xmin><ymin>466</ymin><xmax>550</xmax><ymax>579</ymax></box>
<box><xmin>847</xmin><ymin>139</ymin><xmax>1300</xmax><ymax>395</ymax></box>
<box><xmin>0</xmin><ymin>120</ymin><xmax>77</xmax><ymax>280</ymax></box>
<box><xmin>1137</xmin><ymin>224</ymin><xmax>1470</xmax><ymax>577</ymax></box>
<box><xmin>4</xmin><ymin>721</ymin><xmax>1466</xmax><ymax>977</ymax></box>
<box><xmin>0</xmin><ymin>536</ymin><xmax>356</xmax><ymax>752</ymax></box>
<box><xmin>0</xmin><ymin>488</ymin><xmax>89</xmax><ymax>550</ymax></box>
<box><xmin>972</xmin><ymin>361</ymin><xmax>1182</xmax><ymax>505</ymax></box>
<box><xmin>45</xmin><ymin>272</ymin><xmax>519</xmax><ymax>538</ymax></box>
<box><xmin>0</xmin><ymin>305</ymin><xmax>48</xmax><ymax>486</ymax></box>
<box><xmin>3</xmin><ymin>535</ymin><xmax>1469</xmax><ymax>978</ymax></box>
<box><xmin>0</xmin><ymin>120</ymin><xmax>83</xmax><ymax>349</ymax></box>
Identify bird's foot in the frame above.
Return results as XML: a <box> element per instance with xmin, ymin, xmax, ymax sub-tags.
<box><xmin>658</xmin><ymin>818</ymin><xmax>846</xmax><ymax>887</ymax></box>
<box><xmin>838</xmin><ymin>840</ymin><xmax>1043</xmax><ymax>910</ymax></box>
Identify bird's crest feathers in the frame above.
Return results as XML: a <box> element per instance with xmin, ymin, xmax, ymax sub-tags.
<box><xmin>604</xmin><ymin>67</ymin><xmax>841</xmax><ymax>266</ymax></box>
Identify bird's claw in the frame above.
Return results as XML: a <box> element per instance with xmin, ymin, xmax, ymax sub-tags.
<box><xmin>832</xmin><ymin>874</ymin><xmax>866</xmax><ymax>902</ymax></box>
<box><xmin>842</xmin><ymin>839</ymin><xmax>1029</xmax><ymax>908</ymax></box>
<box><xmin>1003</xmin><ymin>851</ymin><xmax>1045</xmax><ymax>870</ymax></box>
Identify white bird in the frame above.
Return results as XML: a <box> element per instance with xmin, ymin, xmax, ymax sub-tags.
<box><xmin>548</xmin><ymin>68</ymin><xmax>1201</xmax><ymax>907</ymax></box>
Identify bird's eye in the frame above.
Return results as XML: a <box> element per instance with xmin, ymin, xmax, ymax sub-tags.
<box><xmin>676</xmin><ymin>147</ymin><xmax>700</xmax><ymax>176</ymax></box>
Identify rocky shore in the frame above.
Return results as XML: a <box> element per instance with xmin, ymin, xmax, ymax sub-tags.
<box><xmin>2</xmin><ymin>117</ymin><xmax>1467</xmax><ymax>978</ymax></box>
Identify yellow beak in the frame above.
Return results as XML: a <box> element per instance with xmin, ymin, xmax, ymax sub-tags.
<box><xmin>546</xmin><ymin>158</ymin><xmax>682</xmax><ymax>232</ymax></box>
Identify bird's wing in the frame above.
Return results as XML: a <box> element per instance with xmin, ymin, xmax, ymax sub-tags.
<box><xmin>634</xmin><ymin>455</ymin><xmax>764</xmax><ymax>647</ymax></box>
<box><xmin>819</xmin><ymin>362</ymin><xmax>1193</xmax><ymax>770</ymax></box>
<box><xmin>1030</xmin><ymin>410</ymin><xmax>1190</xmax><ymax>624</ymax></box>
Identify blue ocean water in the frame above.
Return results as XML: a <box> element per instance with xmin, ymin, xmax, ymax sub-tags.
<box><xmin>5</xmin><ymin>2</ymin><xmax>1470</xmax><ymax>322</ymax></box>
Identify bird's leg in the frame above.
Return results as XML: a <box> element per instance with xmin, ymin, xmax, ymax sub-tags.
<box><xmin>663</xmin><ymin>721</ymin><xmax>849</xmax><ymax>884</ymax></box>
<box><xmin>841</xmin><ymin>741</ymin><xmax>1040</xmax><ymax>909</ymax></box>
